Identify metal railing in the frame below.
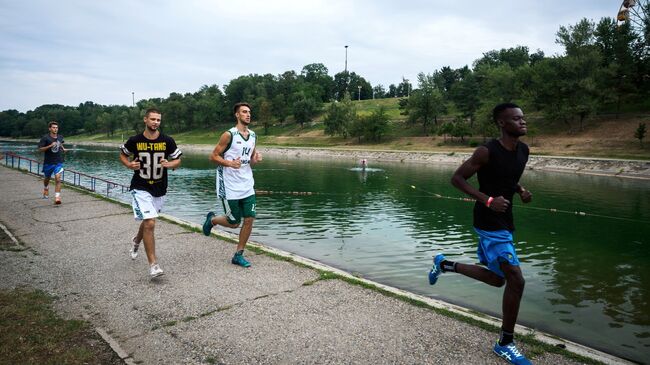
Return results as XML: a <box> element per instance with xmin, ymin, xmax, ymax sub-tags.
<box><xmin>1</xmin><ymin>151</ymin><xmax>130</xmax><ymax>197</ymax></box>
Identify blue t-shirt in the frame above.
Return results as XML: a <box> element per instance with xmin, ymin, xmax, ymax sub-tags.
<box><xmin>38</xmin><ymin>134</ymin><xmax>65</xmax><ymax>165</ymax></box>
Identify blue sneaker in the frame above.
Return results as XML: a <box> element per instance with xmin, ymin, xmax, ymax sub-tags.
<box><xmin>428</xmin><ymin>254</ymin><xmax>446</xmax><ymax>285</ymax></box>
<box><xmin>202</xmin><ymin>212</ymin><xmax>215</xmax><ymax>236</ymax></box>
<box><xmin>231</xmin><ymin>252</ymin><xmax>251</xmax><ymax>268</ymax></box>
<box><xmin>493</xmin><ymin>341</ymin><xmax>532</xmax><ymax>365</ymax></box>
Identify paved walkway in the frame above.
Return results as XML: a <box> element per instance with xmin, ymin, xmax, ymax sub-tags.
<box><xmin>0</xmin><ymin>166</ymin><xmax>626</xmax><ymax>364</ymax></box>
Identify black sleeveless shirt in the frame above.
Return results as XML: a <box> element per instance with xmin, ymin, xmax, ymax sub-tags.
<box><xmin>473</xmin><ymin>139</ymin><xmax>529</xmax><ymax>231</ymax></box>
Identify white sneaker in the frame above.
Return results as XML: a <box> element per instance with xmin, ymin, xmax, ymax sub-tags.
<box><xmin>129</xmin><ymin>236</ymin><xmax>139</xmax><ymax>259</ymax></box>
<box><xmin>149</xmin><ymin>263</ymin><xmax>164</xmax><ymax>278</ymax></box>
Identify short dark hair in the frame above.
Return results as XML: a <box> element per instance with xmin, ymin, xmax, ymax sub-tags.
<box><xmin>233</xmin><ymin>102</ymin><xmax>251</xmax><ymax>114</ymax></box>
<box><xmin>145</xmin><ymin>107</ymin><xmax>161</xmax><ymax>117</ymax></box>
<box><xmin>492</xmin><ymin>103</ymin><xmax>520</xmax><ymax>124</ymax></box>
<box><xmin>48</xmin><ymin>121</ymin><xmax>58</xmax><ymax>128</ymax></box>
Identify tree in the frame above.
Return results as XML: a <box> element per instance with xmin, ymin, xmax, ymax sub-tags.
<box><xmin>529</xmin><ymin>52</ymin><xmax>600</xmax><ymax>131</ymax></box>
<box><xmin>349</xmin><ymin>115</ymin><xmax>365</xmax><ymax>143</ymax></box>
<box><xmin>372</xmin><ymin>84</ymin><xmax>386</xmax><ymax>99</ymax></box>
<box><xmin>433</xmin><ymin>66</ymin><xmax>460</xmax><ymax>100</ymax></box>
<box><xmin>292</xmin><ymin>94</ymin><xmax>320</xmax><ymax>128</ymax></box>
<box><xmin>396</xmin><ymin>77</ymin><xmax>412</xmax><ymax>97</ymax></box>
<box><xmin>595</xmin><ymin>18</ymin><xmax>637</xmax><ymax>115</ymax></box>
<box><xmin>301</xmin><ymin>63</ymin><xmax>334</xmax><ymax>102</ymax></box>
<box><xmin>332</xmin><ymin>71</ymin><xmax>372</xmax><ymax>101</ymax></box>
<box><xmin>473</xmin><ymin>103</ymin><xmax>499</xmax><ymax>142</ymax></box>
<box><xmin>364</xmin><ymin>106</ymin><xmax>390</xmax><ymax>142</ymax></box>
<box><xmin>273</xmin><ymin>71</ymin><xmax>299</xmax><ymax>123</ymax></box>
<box><xmin>437</xmin><ymin>122</ymin><xmax>454</xmax><ymax>143</ymax></box>
<box><xmin>449</xmin><ymin>67</ymin><xmax>481</xmax><ymax>125</ymax></box>
<box><xmin>256</xmin><ymin>97</ymin><xmax>273</xmax><ymax>135</ymax></box>
<box><xmin>530</xmin><ymin>18</ymin><xmax>603</xmax><ymax>132</ymax></box>
<box><xmin>192</xmin><ymin>84</ymin><xmax>228</xmax><ymax>128</ymax></box>
<box><xmin>473</xmin><ymin>46</ymin><xmax>532</xmax><ymax>69</ymax></box>
<box><xmin>635</xmin><ymin>122</ymin><xmax>647</xmax><ymax>147</ymax></box>
<box><xmin>476</xmin><ymin>64</ymin><xmax>520</xmax><ymax>104</ymax></box>
<box><xmin>400</xmin><ymin>72</ymin><xmax>447</xmax><ymax>135</ymax></box>
<box><xmin>332</xmin><ymin>71</ymin><xmax>351</xmax><ymax>101</ymax></box>
<box><xmin>22</xmin><ymin>118</ymin><xmax>46</xmax><ymax>137</ymax></box>
<box><xmin>0</xmin><ymin>110</ymin><xmax>23</xmax><ymax>137</ymax></box>
<box><xmin>556</xmin><ymin>18</ymin><xmax>597</xmax><ymax>57</ymax></box>
<box><xmin>323</xmin><ymin>94</ymin><xmax>355</xmax><ymax>138</ymax></box>
<box><xmin>387</xmin><ymin>84</ymin><xmax>398</xmax><ymax>98</ymax></box>
<box><xmin>161</xmin><ymin>92</ymin><xmax>188</xmax><ymax>132</ymax></box>
<box><xmin>451</xmin><ymin>117</ymin><xmax>472</xmax><ymax>143</ymax></box>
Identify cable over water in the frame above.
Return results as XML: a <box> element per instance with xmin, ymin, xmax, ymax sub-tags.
<box><xmin>408</xmin><ymin>184</ymin><xmax>650</xmax><ymax>224</ymax></box>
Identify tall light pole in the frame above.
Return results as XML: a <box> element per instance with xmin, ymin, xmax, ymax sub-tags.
<box><xmin>131</xmin><ymin>92</ymin><xmax>135</xmax><ymax>107</ymax></box>
<box><xmin>344</xmin><ymin>45</ymin><xmax>349</xmax><ymax>95</ymax></box>
<box><xmin>358</xmin><ymin>85</ymin><xmax>362</xmax><ymax>101</ymax></box>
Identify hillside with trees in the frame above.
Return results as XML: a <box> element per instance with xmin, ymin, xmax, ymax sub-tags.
<box><xmin>1</xmin><ymin>14</ymin><xmax>648</xmax><ymax>158</ymax></box>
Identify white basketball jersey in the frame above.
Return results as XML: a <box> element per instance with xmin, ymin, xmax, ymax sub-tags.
<box><xmin>216</xmin><ymin>127</ymin><xmax>256</xmax><ymax>200</ymax></box>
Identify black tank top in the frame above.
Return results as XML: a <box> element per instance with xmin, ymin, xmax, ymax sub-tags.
<box><xmin>473</xmin><ymin>139</ymin><xmax>529</xmax><ymax>231</ymax></box>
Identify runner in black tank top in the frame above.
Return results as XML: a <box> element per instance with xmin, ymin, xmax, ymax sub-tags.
<box><xmin>429</xmin><ymin>103</ymin><xmax>534</xmax><ymax>365</ymax></box>
<box><xmin>473</xmin><ymin>138</ymin><xmax>529</xmax><ymax>232</ymax></box>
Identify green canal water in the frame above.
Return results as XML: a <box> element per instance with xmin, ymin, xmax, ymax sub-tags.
<box><xmin>2</xmin><ymin>141</ymin><xmax>649</xmax><ymax>362</ymax></box>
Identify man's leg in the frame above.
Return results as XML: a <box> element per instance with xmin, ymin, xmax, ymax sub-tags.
<box><xmin>237</xmin><ymin>217</ymin><xmax>255</xmax><ymax>251</ymax></box>
<box><xmin>210</xmin><ymin>214</ymin><xmax>239</xmax><ymax>229</ymax></box>
<box><xmin>54</xmin><ymin>173</ymin><xmax>62</xmax><ymax>194</ymax></box>
<box><xmin>491</xmin><ymin>262</ymin><xmax>531</xmax><ymax>364</ymax></box>
<box><xmin>453</xmin><ymin>262</ymin><xmax>506</xmax><ymax>287</ymax></box>
<box><xmin>500</xmin><ymin>262</ymin><xmax>525</xmax><ymax>334</ymax></box>
<box><xmin>140</xmin><ymin>218</ymin><xmax>157</xmax><ymax>265</ymax></box>
<box><xmin>54</xmin><ymin>173</ymin><xmax>62</xmax><ymax>203</ymax></box>
<box><xmin>134</xmin><ymin>221</ymin><xmax>144</xmax><ymax>243</ymax></box>
<box><xmin>43</xmin><ymin>177</ymin><xmax>50</xmax><ymax>198</ymax></box>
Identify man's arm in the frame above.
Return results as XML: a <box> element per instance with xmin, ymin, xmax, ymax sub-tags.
<box><xmin>250</xmin><ymin>148</ymin><xmax>262</xmax><ymax>166</ymax></box>
<box><xmin>37</xmin><ymin>138</ymin><xmax>54</xmax><ymax>152</ymax></box>
<box><xmin>450</xmin><ymin>146</ymin><xmax>510</xmax><ymax>212</ymax></box>
<box><xmin>38</xmin><ymin>144</ymin><xmax>53</xmax><ymax>152</ymax></box>
<box><xmin>209</xmin><ymin>132</ymin><xmax>240</xmax><ymax>169</ymax></box>
<box><xmin>161</xmin><ymin>157</ymin><xmax>181</xmax><ymax>169</ymax></box>
<box><xmin>119</xmin><ymin>153</ymin><xmax>140</xmax><ymax>170</ymax></box>
<box><xmin>516</xmin><ymin>184</ymin><xmax>532</xmax><ymax>203</ymax></box>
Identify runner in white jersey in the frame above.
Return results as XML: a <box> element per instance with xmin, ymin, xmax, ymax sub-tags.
<box><xmin>216</xmin><ymin>126</ymin><xmax>256</xmax><ymax>200</ymax></box>
<box><xmin>202</xmin><ymin>102</ymin><xmax>263</xmax><ymax>268</ymax></box>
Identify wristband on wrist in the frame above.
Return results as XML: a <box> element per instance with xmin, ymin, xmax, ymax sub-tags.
<box><xmin>486</xmin><ymin>196</ymin><xmax>494</xmax><ymax>207</ymax></box>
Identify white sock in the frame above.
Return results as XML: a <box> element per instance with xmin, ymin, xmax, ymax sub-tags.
<box><xmin>55</xmin><ymin>192</ymin><xmax>60</xmax><ymax>198</ymax></box>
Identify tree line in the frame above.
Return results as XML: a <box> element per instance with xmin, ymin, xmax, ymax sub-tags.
<box><xmin>1</xmin><ymin>15</ymin><xmax>648</xmax><ymax>142</ymax></box>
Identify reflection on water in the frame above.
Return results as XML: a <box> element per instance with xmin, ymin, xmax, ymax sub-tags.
<box><xmin>2</xmin><ymin>141</ymin><xmax>649</xmax><ymax>362</ymax></box>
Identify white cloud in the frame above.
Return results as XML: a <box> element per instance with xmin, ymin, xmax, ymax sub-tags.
<box><xmin>0</xmin><ymin>0</ymin><xmax>616</xmax><ymax>111</ymax></box>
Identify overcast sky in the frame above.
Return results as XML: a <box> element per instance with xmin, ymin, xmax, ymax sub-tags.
<box><xmin>0</xmin><ymin>0</ymin><xmax>617</xmax><ymax>112</ymax></box>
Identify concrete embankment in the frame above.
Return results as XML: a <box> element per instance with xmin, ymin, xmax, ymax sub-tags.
<box><xmin>255</xmin><ymin>147</ymin><xmax>650</xmax><ymax>180</ymax></box>
<box><xmin>0</xmin><ymin>165</ymin><xmax>633</xmax><ymax>364</ymax></box>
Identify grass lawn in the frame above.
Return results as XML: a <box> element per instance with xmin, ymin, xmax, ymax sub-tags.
<box><xmin>0</xmin><ymin>288</ymin><xmax>123</xmax><ymax>365</ymax></box>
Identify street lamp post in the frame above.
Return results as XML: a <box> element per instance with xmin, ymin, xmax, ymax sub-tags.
<box><xmin>344</xmin><ymin>45</ymin><xmax>349</xmax><ymax>95</ymax></box>
<box><xmin>358</xmin><ymin>85</ymin><xmax>362</xmax><ymax>101</ymax></box>
<box><xmin>132</xmin><ymin>92</ymin><xmax>135</xmax><ymax>107</ymax></box>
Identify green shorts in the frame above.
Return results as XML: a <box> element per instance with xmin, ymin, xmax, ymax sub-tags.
<box><xmin>221</xmin><ymin>194</ymin><xmax>256</xmax><ymax>225</ymax></box>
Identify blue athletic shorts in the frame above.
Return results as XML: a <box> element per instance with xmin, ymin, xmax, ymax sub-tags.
<box><xmin>474</xmin><ymin>228</ymin><xmax>520</xmax><ymax>278</ymax></box>
<box><xmin>43</xmin><ymin>163</ymin><xmax>64</xmax><ymax>178</ymax></box>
